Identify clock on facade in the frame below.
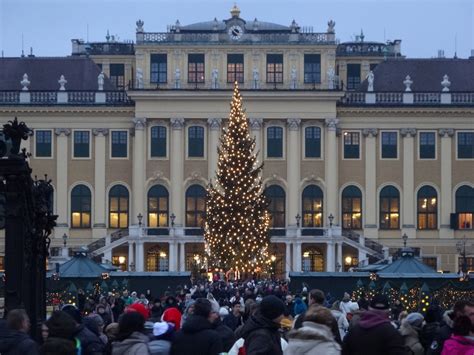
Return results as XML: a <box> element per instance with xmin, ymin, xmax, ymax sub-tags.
<box><xmin>228</xmin><ymin>25</ymin><xmax>243</xmax><ymax>40</ymax></box>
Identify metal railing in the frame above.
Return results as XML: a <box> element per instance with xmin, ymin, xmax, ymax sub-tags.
<box><xmin>0</xmin><ymin>90</ymin><xmax>133</xmax><ymax>105</ymax></box>
<box><xmin>341</xmin><ymin>91</ymin><xmax>474</xmax><ymax>105</ymax></box>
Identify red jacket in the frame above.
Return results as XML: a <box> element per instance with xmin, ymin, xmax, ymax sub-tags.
<box><xmin>441</xmin><ymin>335</ymin><xmax>474</xmax><ymax>355</ymax></box>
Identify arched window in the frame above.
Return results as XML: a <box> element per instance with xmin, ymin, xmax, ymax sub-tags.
<box><xmin>186</xmin><ymin>185</ymin><xmax>206</xmax><ymax>227</ymax></box>
<box><xmin>302</xmin><ymin>185</ymin><xmax>324</xmax><ymax>227</ymax></box>
<box><xmin>71</xmin><ymin>185</ymin><xmax>91</xmax><ymax>228</ymax></box>
<box><xmin>146</xmin><ymin>246</ymin><xmax>169</xmax><ymax>271</ymax></box>
<box><xmin>379</xmin><ymin>186</ymin><xmax>400</xmax><ymax>229</ymax></box>
<box><xmin>456</xmin><ymin>185</ymin><xmax>474</xmax><ymax>229</ymax></box>
<box><xmin>148</xmin><ymin>185</ymin><xmax>169</xmax><ymax>227</ymax></box>
<box><xmin>417</xmin><ymin>186</ymin><xmax>437</xmax><ymax>230</ymax></box>
<box><xmin>265</xmin><ymin>185</ymin><xmax>286</xmax><ymax>228</ymax></box>
<box><xmin>109</xmin><ymin>185</ymin><xmax>129</xmax><ymax>228</ymax></box>
<box><xmin>302</xmin><ymin>247</ymin><xmax>324</xmax><ymax>272</ymax></box>
<box><xmin>342</xmin><ymin>186</ymin><xmax>362</xmax><ymax>229</ymax></box>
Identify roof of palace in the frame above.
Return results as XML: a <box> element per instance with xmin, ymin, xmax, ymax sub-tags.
<box><xmin>357</xmin><ymin>58</ymin><xmax>474</xmax><ymax>92</ymax></box>
<box><xmin>179</xmin><ymin>18</ymin><xmax>291</xmax><ymax>32</ymax></box>
<box><xmin>0</xmin><ymin>57</ymin><xmax>117</xmax><ymax>91</ymax></box>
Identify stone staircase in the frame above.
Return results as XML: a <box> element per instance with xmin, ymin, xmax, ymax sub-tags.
<box><xmin>87</xmin><ymin>229</ymin><xmax>127</xmax><ymax>254</ymax></box>
<box><xmin>341</xmin><ymin>230</ymin><xmax>385</xmax><ymax>261</ymax></box>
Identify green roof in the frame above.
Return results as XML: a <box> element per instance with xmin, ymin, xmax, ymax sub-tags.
<box><xmin>49</xmin><ymin>253</ymin><xmax>109</xmax><ymax>278</ymax></box>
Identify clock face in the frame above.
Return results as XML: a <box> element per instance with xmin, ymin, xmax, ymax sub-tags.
<box><xmin>228</xmin><ymin>25</ymin><xmax>243</xmax><ymax>40</ymax></box>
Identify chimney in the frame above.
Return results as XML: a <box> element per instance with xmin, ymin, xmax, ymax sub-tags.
<box><xmin>470</xmin><ymin>49</ymin><xmax>474</xmax><ymax>59</ymax></box>
<box><xmin>437</xmin><ymin>49</ymin><xmax>445</xmax><ymax>58</ymax></box>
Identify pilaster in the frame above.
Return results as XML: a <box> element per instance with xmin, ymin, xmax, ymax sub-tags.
<box><xmin>287</xmin><ymin>118</ymin><xmax>301</xmax><ymax>226</ymax></box>
<box><xmin>439</xmin><ymin>128</ymin><xmax>455</xmax><ymax>238</ymax></box>
<box><xmin>325</xmin><ymin>118</ymin><xmax>339</xmax><ymax>225</ymax></box>
<box><xmin>326</xmin><ymin>241</ymin><xmax>335</xmax><ymax>272</ymax></box>
<box><xmin>362</xmin><ymin>128</ymin><xmax>378</xmax><ymax>238</ymax></box>
<box><xmin>92</xmin><ymin>129</ymin><xmax>109</xmax><ymax>237</ymax></box>
<box><xmin>207</xmin><ymin>118</ymin><xmax>222</xmax><ymax>181</ymax></box>
<box><xmin>401</xmin><ymin>128</ymin><xmax>416</xmax><ymax>238</ymax></box>
<box><xmin>170</xmin><ymin>118</ymin><xmax>185</xmax><ymax>226</ymax></box>
<box><xmin>292</xmin><ymin>242</ymin><xmax>302</xmax><ymax>272</ymax></box>
<box><xmin>132</xmin><ymin>118</ymin><xmax>146</xmax><ymax>225</ymax></box>
<box><xmin>249</xmin><ymin>118</ymin><xmax>263</xmax><ymax>163</ymax></box>
<box><xmin>285</xmin><ymin>242</ymin><xmax>291</xmax><ymax>279</ymax></box>
<box><xmin>54</xmin><ymin>128</ymin><xmax>71</xmax><ymax>237</ymax></box>
<box><xmin>179</xmin><ymin>242</ymin><xmax>186</xmax><ymax>272</ymax></box>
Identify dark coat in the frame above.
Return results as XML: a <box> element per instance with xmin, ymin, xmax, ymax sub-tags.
<box><xmin>0</xmin><ymin>322</ymin><xmax>39</xmax><ymax>355</ymax></box>
<box><xmin>170</xmin><ymin>315</ymin><xmax>223</xmax><ymax>355</ymax></box>
<box><xmin>74</xmin><ymin>323</ymin><xmax>106</xmax><ymax>355</ymax></box>
<box><xmin>426</xmin><ymin>311</ymin><xmax>454</xmax><ymax>355</ymax></box>
<box><xmin>421</xmin><ymin>321</ymin><xmax>440</xmax><ymax>351</ymax></box>
<box><xmin>223</xmin><ymin>312</ymin><xmax>243</xmax><ymax>331</ymax></box>
<box><xmin>237</xmin><ymin>312</ymin><xmax>282</xmax><ymax>355</ymax></box>
<box><xmin>214</xmin><ymin>319</ymin><xmax>236</xmax><ymax>352</ymax></box>
<box><xmin>342</xmin><ymin>310</ymin><xmax>407</xmax><ymax>355</ymax></box>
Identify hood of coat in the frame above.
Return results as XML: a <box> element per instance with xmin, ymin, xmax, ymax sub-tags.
<box><xmin>400</xmin><ymin>321</ymin><xmax>420</xmax><ymax>338</ymax></box>
<box><xmin>237</xmin><ymin>312</ymin><xmax>279</xmax><ymax>339</ymax></box>
<box><xmin>181</xmin><ymin>314</ymin><xmax>214</xmax><ymax>334</ymax></box>
<box><xmin>286</xmin><ymin>322</ymin><xmax>341</xmax><ymax>354</ymax></box>
<box><xmin>442</xmin><ymin>310</ymin><xmax>455</xmax><ymax>328</ymax></box>
<box><xmin>113</xmin><ymin>331</ymin><xmax>149</xmax><ymax>352</ymax></box>
<box><xmin>358</xmin><ymin>310</ymin><xmax>391</xmax><ymax>329</ymax></box>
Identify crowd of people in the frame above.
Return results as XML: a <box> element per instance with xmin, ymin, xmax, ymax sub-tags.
<box><xmin>0</xmin><ymin>279</ymin><xmax>473</xmax><ymax>355</ymax></box>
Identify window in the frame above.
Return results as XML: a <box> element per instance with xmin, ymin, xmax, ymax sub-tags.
<box><xmin>342</xmin><ymin>186</ymin><xmax>362</xmax><ymax>229</ymax></box>
<box><xmin>379</xmin><ymin>186</ymin><xmax>400</xmax><ymax>229</ymax></box>
<box><xmin>109</xmin><ymin>185</ymin><xmax>129</xmax><ymax>228</ymax></box>
<box><xmin>267</xmin><ymin>126</ymin><xmax>283</xmax><ymax>158</ymax></box>
<box><xmin>265</xmin><ymin>185</ymin><xmax>285</xmax><ymax>228</ymax></box>
<box><xmin>422</xmin><ymin>257</ymin><xmax>438</xmax><ymax>270</ymax></box>
<box><xmin>188</xmin><ymin>126</ymin><xmax>204</xmax><ymax>157</ymax></box>
<box><xmin>417</xmin><ymin>186</ymin><xmax>438</xmax><ymax>230</ymax></box>
<box><xmin>266</xmin><ymin>54</ymin><xmax>283</xmax><ymax>84</ymax></box>
<box><xmin>347</xmin><ymin>64</ymin><xmax>361</xmax><ymax>90</ymax></box>
<box><xmin>227</xmin><ymin>54</ymin><xmax>244</xmax><ymax>83</ymax></box>
<box><xmin>150</xmin><ymin>54</ymin><xmax>167</xmax><ymax>84</ymax></box>
<box><xmin>188</xmin><ymin>54</ymin><xmax>205</xmax><ymax>83</ymax></box>
<box><xmin>304</xmin><ymin>54</ymin><xmax>321</xmax><ymax>84</ymax></box>
<box><xmin>110</xmin><ymin>64</ymin><xmax>125</xmax><ymax>89</ymax></box>
<box><xmin>459</xmin><ymin>257</ymin><xmax>474</xmax><ymax>273</ymax></box>
<box><xmin>456</xmin><ymin>185</ymin><xmax>474</xmax><ymax>229</ymax></box>
<box><xmin>35</xmin><ymin>130</ymin><xmax>52</xmax><ymax>157</ymax></box>
<box><xmin>381</xmin><ymin>132</ymin><xmax>398</xmax><ymax>159</ymax></box>
<box><xmin>344</xmin><ymin>132</ymin><xmax>360</xmax><ymax>159</ymax></box>
<box><xmin>71</xmin><ymin>185</ymin><xmax>91</xmax><ymax>228</ymax></box>
<box><xmin>302</xmin><ymin>185</ymin><xmax>324</xmax><ymax>227</ymax></box>
<box><xmin>0</xmin><ymin>256</ymin><xmax>3</xmax><ymax>271</ymax></box>
<box><xmin>305</xmin><ymin>127</ymin><xmax>321</xmax><ymax>158</ymax></box>
<box><xmin>420</xmin><ymin>132</ymin><xmax>436</xmax><ymax>159</ymax></box>
<box><xmin>146</xmin><ymin>246</ymin><xmax>169</xmax><ymax>271</ymax></box>
<box><xmin>186</xmin><ymin>185</ymin><xmax>206</xmax><ymax>227</ymax></box>
<box><xmin>111</xmin><ymin>131</ymin><xmax>128</xmax><ymax>158</ymax></box>
<box><xmin>73</xmin><ymin>131</ymin><xmax>90</xmax><ymax>158</ymax></box>
<box><xmin>457</xmin><ymin>132</ymin><xmax>474</xmax><ymax>159</ymax></box>
<box><xmin>150</xmin><ymin>126</ymin><xmax>167</xmax><ymax>157</ymax></box>
<box><xmin>148</xmin><ymin>185</ymin><xmax>169</xmax><ymax>227</ymax></box>
<box><xmin>302</xmin><ymin>247</ymin><xmax>324</xmax><ymax>272</ymax></box>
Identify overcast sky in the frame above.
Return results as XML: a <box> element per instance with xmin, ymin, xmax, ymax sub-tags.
<box><xmin>1</xmin><ymin>0</ymin><xmax>473</xmax><ymax>58</ymax></box>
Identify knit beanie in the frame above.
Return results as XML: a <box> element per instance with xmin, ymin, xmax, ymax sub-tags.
<box><xmin>45</xmin><ymin>311</ymin><xmax>77</xmax><ymax>339</ymax></box>
<box><xmin>126</xmin><ymin>302</ymin><xmax>150</xmax><ymax>320</ymax></box>
<box><xmin>162</xmin><ymin>307</ymin><xmax>182</xmax><ymax>329</ymax></box>
<box><xmin>260</xmin><ymin>295</ymin><xmax>285</xmax><ymax>320</ymax></box>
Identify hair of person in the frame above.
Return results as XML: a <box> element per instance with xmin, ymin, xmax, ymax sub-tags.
<box><xmin>309</xmin><ymin>289</ymin><xmax>325</xmax><ymax>304</ymax></box>
<box><xmin>453</xmin><ymin>300</ymin><xmax>474</xmax><ymax>315</ymax></box>
<box><xmin>193</xmin><ymin>298</ymin><xmax>213</xmax><ymax>318</ymax></box>
<box><xmin>452</xmin><ymin>315</ymin><xmax>472</xmax><ymax>336</ymax></box>
<box><xmin>303</xmin><ymin>305</ymin><xmax>334</xmax><ymax>329</ymax></box>
<box><xmin>6</xmin><ymin>309</ymin><xmax>29</xmax><ymax>331</ymax></box>
<box><xmin>117</xmin><ymin>311</ymin><xmax>145</xmax><ymax>341</ymax></box>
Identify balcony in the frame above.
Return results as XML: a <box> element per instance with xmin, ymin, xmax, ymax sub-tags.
<box><xmin>340</xmin><ymin>91</ymin><xmax>474</xmax><ymax>106</ymax></box>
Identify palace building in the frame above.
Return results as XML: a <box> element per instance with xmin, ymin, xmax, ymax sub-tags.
<box><xmin>0</xmin><ymin>5</ymin><xmax>473</xmax><ymax>277</ymax></box>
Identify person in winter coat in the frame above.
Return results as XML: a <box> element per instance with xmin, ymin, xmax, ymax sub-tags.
<box><xmin>43</xmin><ymin>310</ymin><xmax>81</xmax><ymax>355</ymax></box>
<box><xmin>170</xmin><ymin>298</ymin><xmax>223</xmax><ymax>355</ymax></box>
<box><xmin>421</xmin><ymin>306</ymin><xmax>441</xmax><ymax>351</ymax></box>
<box><xmin>223</xmin><ymin>301</ymin><xmax>244</xmax><ymax>331</ymax></box>
<box><xmin>399</xmin><ymin>313</ymin><xmax>424</xmax><ymax>355</ymax></box>
<box><xmin>441</xmin><ymin>315</ymin><xmax>474</xmax><ymax>355</ymax></box>
<box><xmin>0</xmin><ymin>309</ymin><xmax>39</xmax><ymax>355</ymax></box>
<box><xmin>285</xmin><ymin>305</ymin><xmax>341</xmax><ymax>355</ymax></box>
<box><xmin>342</xmin><ymin>294</ymin><xmax>407</xmax><ymax>355</ymax></box>
<box><xmin>294</xmin><ymin>296</ymin><xmax>308</xmax><ymax>317</ymax></box>
<box><xmin>339</xmin><ymin>293</ymin><xmax>359</xmax><ymax>316</ymax></box>
<box><xmin>148</xmin><ymin>321</ymin><xmax>175</xmax><ymax>355</ymax></box>
<box><xmin>331</xmin><ymin>300</ymin><xmax>349</xmax><ymax>340</ymax></box>
<box><xmin>112</xmin><ymin>311</ymin><xmax>150</xmax><ymax>355</ymax></box>
<box><xmin>236</xmin><ymin>295</ymin><xmax>285</xmax><ymax>355</ymax></box>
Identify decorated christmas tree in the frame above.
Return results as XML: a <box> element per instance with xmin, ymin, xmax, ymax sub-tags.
<box><xmin>204</xmin><ymin>83</ymin><xmax>270</xmax><ymax>275</ymax></box>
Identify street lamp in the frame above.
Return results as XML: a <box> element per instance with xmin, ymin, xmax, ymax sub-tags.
<box><xmin>328</xmin><ymin>213</ymin><xmax>334</xmax><ymax>228</ymax></box>
<box><xmin>170</xmin><ymin>213</ymin><xmax>176</xmax><ymax>228</ymax></box>
<box><xmin>137</xmin><ymin>213</ymin><xmax>143</xmax><ymax>227</ymax></box>
<box><xmin>295</xmin><ymin>214</ymin><xmax>301</xmax><ymax>228</ymax></box>
<box><xmin>62</xmin><ymin>233</ymin><xmax>68</xmax><ymax>247</ymax></box>
<box><xmin>402</xmin><ymin>233</ymin><xmax>408</xmax><ymax>248</ymax></box>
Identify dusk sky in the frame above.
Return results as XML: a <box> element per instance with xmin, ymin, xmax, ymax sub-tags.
<box><xmin>1</xmin><ymin>0</ymin><xmax>473</xmax><ymax>58</ymax></box>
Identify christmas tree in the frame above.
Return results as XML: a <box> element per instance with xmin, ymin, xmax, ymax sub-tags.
<box><xmin>204</xmin><ymin>83</ymin><xmax>270</xmax><ymax>275</ymax></box>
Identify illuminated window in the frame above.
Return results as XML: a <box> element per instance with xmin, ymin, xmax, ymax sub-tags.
<box><xmin>148</xmin><ymin>185</ymin><xmax>169</xmax><ymax>227</ymax></box>
<box><xmin>0</xmin><ymin>256</ymin><xmax>4</xmax><ymax>271</ymax></box>
<box><xmin>342</xmin><ymin>186</ymin><xmax>362</xmax><ymax>229</ymax></box>
<box><xmin>71</xmin><ymin>185</ymin><xmax>91</xmax><ymax>228</ymax></box>
<box><xmin>305</xmin><ymin>127</ymin><xmax>321</xmax><ymax>158</ymax></box>
<box><xmin>188</xmin><ymin>54</ymin><xmax>205</xmax><ymax>83</ymax></box>
<box><xmin>456</xmin><ymin>185</ymin><xmax>474</xmax><ymax>229</ymax></box>
<box><xmin>302</xmin><ymin>185</ymin><xmax>324</xmax><ymax>227</ymax></box>
<box><xmin>380</xmin><ymin>186</ymin><xmax>400</xmax><ymax>229</ymax></box>
<box><xmin>150</xmin><ymin>54</ymin><xmax>167</xmax><ymax>84</ymax></box>
<box><xmin>265</xmin><ymin>185</ymin><xmax>286</xmax><ymax>228</ymax></box>
<box><xmin>150</xmin><ymin>126</ymin><xmax>167</xmax><ymax>157</ymax></box>
<box><xmin>227</xmin><ymin>54</ymin><xmax>244</xmax><ymax>83</ymax></box>
<box><xmin>417</xmin><ymin>186</ymin><xmax>437</xmax><ymax>230</ymax></box>
<box><xmin>422</xmin><ymin>257</ymin><xmax>437</xmax><ymax>270</ymax></box>
<box><xmin>459</xmin><ymin>257</ymin><xmax>474</xmax><ymax>273</ymax></box>
<box><xmin>109</xmin><ymin>185</ymin><xmax>129</xmax><ymax>228</ymax></box>
<box><xmin>186</xmin><ymin>185</ymin><xmax>206</xmax><ymax>227</ymax></box>
<box><xmin>35</xmin><ymin>130</ymin><xmax>52</xmax><ymax>157</ymax></box>
<box><xmin>146</xmin><ymin>246</ymin><xmax>169</xmax><ymax>271</ymax></box>
<box><xmin>302</xmin><ymin>247</ymin><xmax>324</xmax><ymax>272</ymax></box>
<box><xmin>188</xmin><ymin>126</ymin><xmax>204</xmax><ymax>157</ymax></box>
<box><xmin>267</xmin><ymin>126</ymin><xmax>283</xmax><ymax>158</ymax></box>
<box><xmin>266</xmin><ymin>54</ymin><xmax>283</xmax><ymax>84</ymax></box>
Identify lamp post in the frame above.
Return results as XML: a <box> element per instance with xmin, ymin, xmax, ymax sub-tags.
<box><xmin>170</xmin><ymin>213</ymin><xmax>176</xmax><ymax>228</ymax></box>
<box><xmin>328</xmin><ymin>213</ymin><xmax>334</xmax><ymax>228</ymax></box>
<box><xmin>295</xmin><ymin>214</ymin><xmax>301</xmax><ymax>228</ymax></box>
<box><xmin>137</xmin><ymin>213</ymin><xmax>143</xmax><ymax>227</ymax></box>
<box><xmin>402</xmin><ymin>233</ymin><xmax>408</xmax><ymax>248</ymax></box>
<box><xmin>62</xmin><ymin>233</ymin><xmax>68</xmax><ymax>248</ymax></box>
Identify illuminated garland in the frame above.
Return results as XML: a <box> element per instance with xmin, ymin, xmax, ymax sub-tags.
<box><xmin>204</xmin><ymin>83</ymin><xmax>271</xmax><ymax>274</ymax></box>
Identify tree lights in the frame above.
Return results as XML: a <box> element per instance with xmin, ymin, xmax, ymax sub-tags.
<box><xmin>204</xmin><ymin>83</ymin><xmax>270</xmax><ymax>275</ymax></box>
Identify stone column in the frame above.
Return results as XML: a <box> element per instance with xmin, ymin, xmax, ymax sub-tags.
<box><xmin>362</xmin><ymin>129</ymin><xmax>378</xmax><ymax>238</ymax></box>
<box><xmin>439</xmin><ymin>129</ymin><xmax>455</xmax><ymax>238</ymax></box>
<box><xmin>292</xmin><ymin>242</ymin><xmax>302</xmax><ymax>272</ymax></box>
<box><xmin>325</xmin><ymin>119</ymin><xmax>339</xmax><ymax>225</ymax></box>
<box><xmin>128</xmin><ymin>242</ymin><xmax>135</xmax><ymax>271</ymax></box>
<box><xmin>170</xmin><ymin>118</ymin><xmax>185</xmax><ymax>226</ymax></box>
<box><xmin>135</xmin><ymin>241</ymin><xmax>144</xmax><ymax>272</ymax></box>
<box><xmin>249</xmin><ymin>118</ymin><xmax>263</xmax><ymax>163</ymax></box>
<box><xmin>92</xmin><ymin>129</ymin><xmax>108</xmax><ymax>238</ymax></box>
<box><xmin>54</xmin><ymin>129</ymin><xmax>71</xmax><ymax>237</ymax></box>
<box><xmin>179</xmin><ymin>242</ymin><xmax>186</xmax><ymax>272</ymax></box>
<box><xmin>336</xmin><ymin>242</ymin><xmax>343</xmax><ymax>271</ymax></box>
<box><xmin>169</xmin><ymin>242</ymin><xmax>178</xmax><ymax>272</ymax></box>
<box><xmin>287</xmin><ymin>118</ymin><xmax>301</xmax><ymax>226</ymax></box>
<box><xmin>401</xmin><ymin>128</ymin><xmax>417</xmax><ymax>238</ymax></box>
<box><xmin>285</xmin><ymin>242</ymin><xmax>291</xmax><ymax>278</ymax></box>
<box><xmin>207</xmin><ymin>118</ymin><xmax>222</xmax><ymax>182</ymax></box>
<box><xmin>326</xmin><ymin>242</ymin><xmax>335</xmax><ymax>272</ymax></box>
<box><xmin>132</xmin><ymin>118</ymin><xmax>146</xmax><ymax>225</ymax></box>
